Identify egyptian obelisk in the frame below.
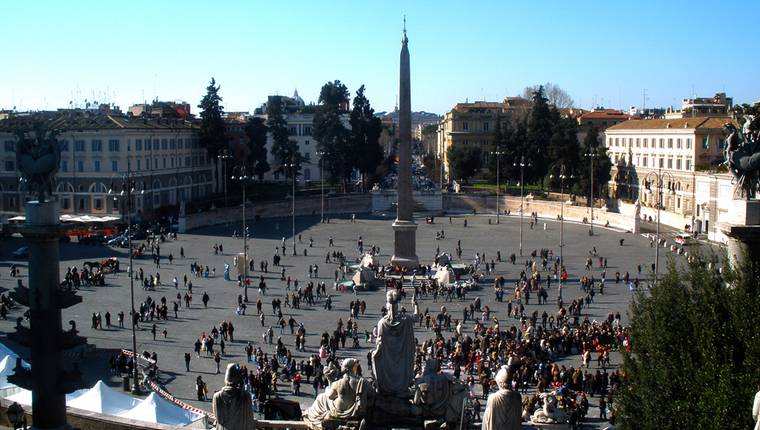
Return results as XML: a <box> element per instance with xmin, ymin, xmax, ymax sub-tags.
<box><xmin>390</xmin><ymin>20</ymin><xmax>419</xmax><ymax>269</ymax></box>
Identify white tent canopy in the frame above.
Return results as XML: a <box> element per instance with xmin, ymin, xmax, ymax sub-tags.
<box><xmin>4</xmin><ymin>387</ymin><xmax>32</xmax><ymax>405</ymax></box>
<box><xmin>0</xmin><ymin>355</ymin><xmax>28</xmax><ymax>390</ymax></box>
<box><xmin>118</xmin><ymin>392</ymin><xmax>202</xmax><ymax>426</ymax></box>
<box><xmin>8</xmin><ymin>214</ymin><xmax>120</xmax><ymax>223</ymax></box>
<box><xmin>4</xmin><ymin>380</ymin><xmax>203</xmax><ymax>427</ymax></box>
<box><xmin>67</xmin><ymin>380</ymin><xmax>142</xmax><ymax>416</ymax></box>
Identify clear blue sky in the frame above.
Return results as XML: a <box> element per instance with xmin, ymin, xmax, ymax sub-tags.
<box><xmin>2</xmin><ymin>0</ymin><xmax>759</xmax><ymax>115</ymax></box>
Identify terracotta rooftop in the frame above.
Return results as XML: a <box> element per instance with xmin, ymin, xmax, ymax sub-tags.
<box><xmin>0</xmin><ymin>111</ymin><xmax>197</xmax><ymax>132</ymax></box>
<box><xmin>605</xmin><ymin>116</ymin><xmax>734</xmax><ymax>131</ymax></box>
<box><xmin>580</xmin><ymin>110</ymin><xmax>629</xmax><ymax>120</ymax></box>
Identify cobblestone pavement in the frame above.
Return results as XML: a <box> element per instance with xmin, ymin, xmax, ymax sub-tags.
<box><xmin>0</xmin><ymin>212</ymin><xmax>707</xmax><ymax>428</ymax></box>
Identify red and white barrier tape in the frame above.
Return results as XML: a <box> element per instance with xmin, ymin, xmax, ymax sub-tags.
<box><xmin>146</xmin><ymin>380</ymin><xmax>215</xmax><ymax>421</ymax></box>
<box><xmin>121</xmin><ymin>349</ymin><xmax>157</xmax><ymax>365</ymax></box>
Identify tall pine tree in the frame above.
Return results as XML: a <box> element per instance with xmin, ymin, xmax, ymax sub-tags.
<box><xmin>525</xmin><ymin>86</ymin><xmax>553</xmax><ymax>183</ymax></box>
<box><xmin>313</xmin><ymin>80</ymin><xmax>352</xmax><ymax>191</ymax></box>
<box><xmin>573</xmin><ymin>126</ymin><xmax>611</xmax><ymax>203</ymax></box>
<box><xmin>267</xmin><ymin>96</ymin><xmax>301</xmax><ymax>178</ymax></box>
<box><xmin>197</xmin><ymin>78</ymin><xmax>227</xmax><ymax>159</ymax></box>
<box><xmin>244</xmin><ymin>116</ymin><xmax>270</xmax><ymax>181</ymax></box>
<box><xmin>349</xmin><ymin>85</ymin><xmax>383</xmax><ymax>190</ymax></box>
<box><xmin>617</xmin><ymin>254</ymin><xmax>760</xmax><ymax>430</ymax></box>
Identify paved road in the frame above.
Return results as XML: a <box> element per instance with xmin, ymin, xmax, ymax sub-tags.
<box><xmin>0</xmin><ymin>212</ymin><xmax>707</xmax><ymax>428</ymax></box>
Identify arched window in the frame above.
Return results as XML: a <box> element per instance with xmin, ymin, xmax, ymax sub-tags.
<box><xmin>88</xmin><ymin>183</ymin><xmax>108</xmax><ymax>193</ymax></box>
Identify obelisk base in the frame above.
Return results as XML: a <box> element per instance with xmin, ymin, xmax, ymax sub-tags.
<box><xmin>390</xmin><ymin>220</ymin><xmax>419</xmax><ymax>269</ymax></box>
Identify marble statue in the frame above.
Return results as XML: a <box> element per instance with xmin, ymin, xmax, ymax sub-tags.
<box><xmin>305</xmin><ymin>359</ymin><xmax>368</xmax><ymax>430</ymax></box>
<box><xmin>15</xmin><ymin>124</ymin><xmax>61</xmax><ymax>202</ymax></box>
<box><xmin>482</xmin><ymin>367</ymin><xmax>522</xmax><ymax>430</ymax></box>
<box><xmin>223</xmin><ymin>263</ymin><xmax>231</xmax><ymax>281</ymax></box>
<box><xmin>212</xmin><ymin>363</ymin><xmax>257</xmax><ymax>430</ymax></box>
<box><xmin>372</xmin><ymin>290</ymin><xmax>415</xmax><ymax>397</ymax></box>
<box><xmin>530</xmin><ymin>391</ymin><xmax>568</xmax><ymax>424</ymax></box>
<box><xmin>413</xmin><ymin>358</ymin><xmax>468</xmax><ymax>423</ymax></box>
<box><xmin>724</xmin><ymin>115</ymin><xmax>760</xmax><ymax>198</ymax></box>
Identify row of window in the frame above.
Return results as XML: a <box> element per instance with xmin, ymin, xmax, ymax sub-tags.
<box><xmin>287</xmin><ymin>125</ymin><xmax>312</xmax><ymax>136</ymax></box>
<box><xmin>134</xmin><ymin>137</ymin><xmax>196</xmax><ymax>151</ymax></box>
<box><xmin>613</xmin><ymin>154</ymin><xmax>693</xmax><ymax>170</ymax></box>
<box><xmin>460</xmin><ymin>122</ymin><xmax>489</xmax><ymax>132</ymax></box>
<box><xmin>0</xmin><ymin>137</ymin><xmax>199</xmax><ymax>154</ymax></box>
<box><xmin>56</xmin><ymin>155</ymin><xmax>208</xmax><ymax>173</ymax></box>
<box><xmin>607</xmin><ymin>136</ymin><xmax>694</xmax><ymax>150</ymax></box>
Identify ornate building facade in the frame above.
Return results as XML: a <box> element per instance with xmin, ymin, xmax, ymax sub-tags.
<box><xmin>0</xmin><ymin>110</ymin><xmax>214</xmax><ymax>217</ymax></box>
<box><xmin>604</xmin><ymin>116</ymin><xmax>731</xmax><ymax>221</ymax></box>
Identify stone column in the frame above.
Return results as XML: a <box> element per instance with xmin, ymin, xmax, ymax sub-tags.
<box><xmin>23</xmin><ymin>201</ymin><xmax>67</xmax><ymax>428</ymax></box>
<box><xmin>9</xmin><ymin>201</ymin><xmax>85</xmax><ymax>429</ymax></box>
<box><xmin>390</xmin><ymin>28</ymin><xmax>419</xmax><ymax>269</ymax></box>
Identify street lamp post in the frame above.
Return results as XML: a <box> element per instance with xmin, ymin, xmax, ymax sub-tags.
<box><xmin>514</xmin><ymin>155</ymin><xmax>531</xmax><ymax>256</ymax></box>
<box><xmin>645</xmin><ymin>167</ymin><xmax>674</xmax><ymax>284</ymax></box>
<box><xmin>316</xmin><ymin>151</ymin><xmax>325</xmax><ymax>223</ymax></box>
<box><xmin>490</xmin><ymin>151</ymin><xmax>504</xmax><ymax>224</ymax></box>
<box><xmin>283</xmin><ymin>162</ymin><xmax>297</xmax><ymax>256</ymax></box>
<box><xmin>230</xmin><ymin>166</ymin><xmax>251</xmax><ymax>302</ymax></box>
<box><xmin>110</xmin><ymin>167</ymin><xmax>143</xmax><ymax>394</ymax></box>
<box><xmin>218</xmin><ymin>150</ymin><xmax>231</xmax><ymax>210</ymax></box>
<box><xmin>550</xmin><ymin>165</ymin><xmax>573</xmax><ymax>267</ymax></box>
<box><xmin>585</xmin><ymin>150</ymin><xmax>599</xmax><ymax>236</ymax></box>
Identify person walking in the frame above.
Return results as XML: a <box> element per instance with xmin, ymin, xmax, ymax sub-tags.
<box><xmin>184</xmin><ymin>353</ymin><xmax>191</xmax><ymax>372</ymax></box>
<box><xmin>196</xmin><ymin>376</ymin><xmax>207</xmax><ymax>401</ymax></box>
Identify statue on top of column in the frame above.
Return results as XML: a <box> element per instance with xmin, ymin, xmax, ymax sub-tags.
<box><xmin>724</xmin><ymin>114</ymin><xmax>760</xmax><ymax>199</ymax></box>
<box><xmin>15</xmin><ymin>123</ymin><xmax>61</xmax><ymax>203</ymax></box>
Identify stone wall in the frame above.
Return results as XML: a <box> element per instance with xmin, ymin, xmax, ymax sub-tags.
<box><xmin>442</xmin><ymin>194</ymin><xmax>637</xmax><ymax>232</ymax></box>
<box><xmin>181</xmin><ymin>194</ymin><xmax>372</xmax><ymax>232</ymax></box>
<box><xmin>180</xmin><ymin>191</ymin><xmax>686</xmax><ymax>235</ymax></box>
<box><xmin>371</xmin><ymin>190</ymin><xmax>443</xmax><ymax>212</ymax></box>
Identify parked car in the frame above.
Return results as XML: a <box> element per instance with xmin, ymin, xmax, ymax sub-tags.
<box><xmin>674</xmin><ymin>233</ymin><xmax>693</xmax><ymax>246</ymax></box>
<box><xmin>79</xmin><ymin>234</ymin><xmax>107</xmax><ymax>245</ymax></box>
<box><xmin>12</xmin><ymin>246</ymin><xmax>29</xmax><ymax>259</ymax></box>
<box><xmin>107</xmin><ymin>235</ymin><xmax>131</xmax><ymax>248</ymax></box>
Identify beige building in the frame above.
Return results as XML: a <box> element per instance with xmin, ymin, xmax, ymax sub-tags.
<box><xmin>604</xmin><ymin>116</ymin><xmax>732</xmax><ymax>225</ymax></box>
<box><xmin>0</xmin><ymin>110</ymin><xmax>213</xmax><ymax>217</ymax></box>
<box><xmin>664</xmin><ymin>92</ymin><xmax>732</xmax><ymax>119</ymax></box>
<box><xmin>437</xmin><ymin>97</ymin><xmax>530</xmax><ymax>180</ymax></box>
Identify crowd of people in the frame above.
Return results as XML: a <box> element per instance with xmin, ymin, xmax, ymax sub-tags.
<box><xmin>0</xmin><ymin>213</ymin><xmax>667</xmax><ymax>428</ymax></box>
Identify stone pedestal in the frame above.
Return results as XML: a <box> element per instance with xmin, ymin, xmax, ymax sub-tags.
<box><xmin>391</xmin><ymin>220</ymin><xmax>419</xmax><ymax>269</ymax></box>
<box><xmin>632</xmin><ymin>202</ymin><xmax>641</xmax><ymax>234</ymax></box>
<box><xmin>720</xmin><ymin>199</ymin><xmax>760</xmax><ymax>269</ymax></box>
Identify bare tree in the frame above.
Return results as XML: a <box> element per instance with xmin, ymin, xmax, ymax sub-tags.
<box><xmin>521</xmin><ymin>82</ymin><xmax>575</xmax><ymax>108</ymax></box>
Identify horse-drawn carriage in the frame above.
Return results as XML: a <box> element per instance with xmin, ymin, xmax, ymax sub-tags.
<box><xmin>83</xmin><ymin>257</ymin><xmax>119</xmax><ymax>274</ymax></box>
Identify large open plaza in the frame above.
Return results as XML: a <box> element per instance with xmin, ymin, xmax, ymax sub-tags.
<box><xmin>0</xmin><ymin>211</ymin><xmax>707</xmax><ymax>427</ymax></box>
